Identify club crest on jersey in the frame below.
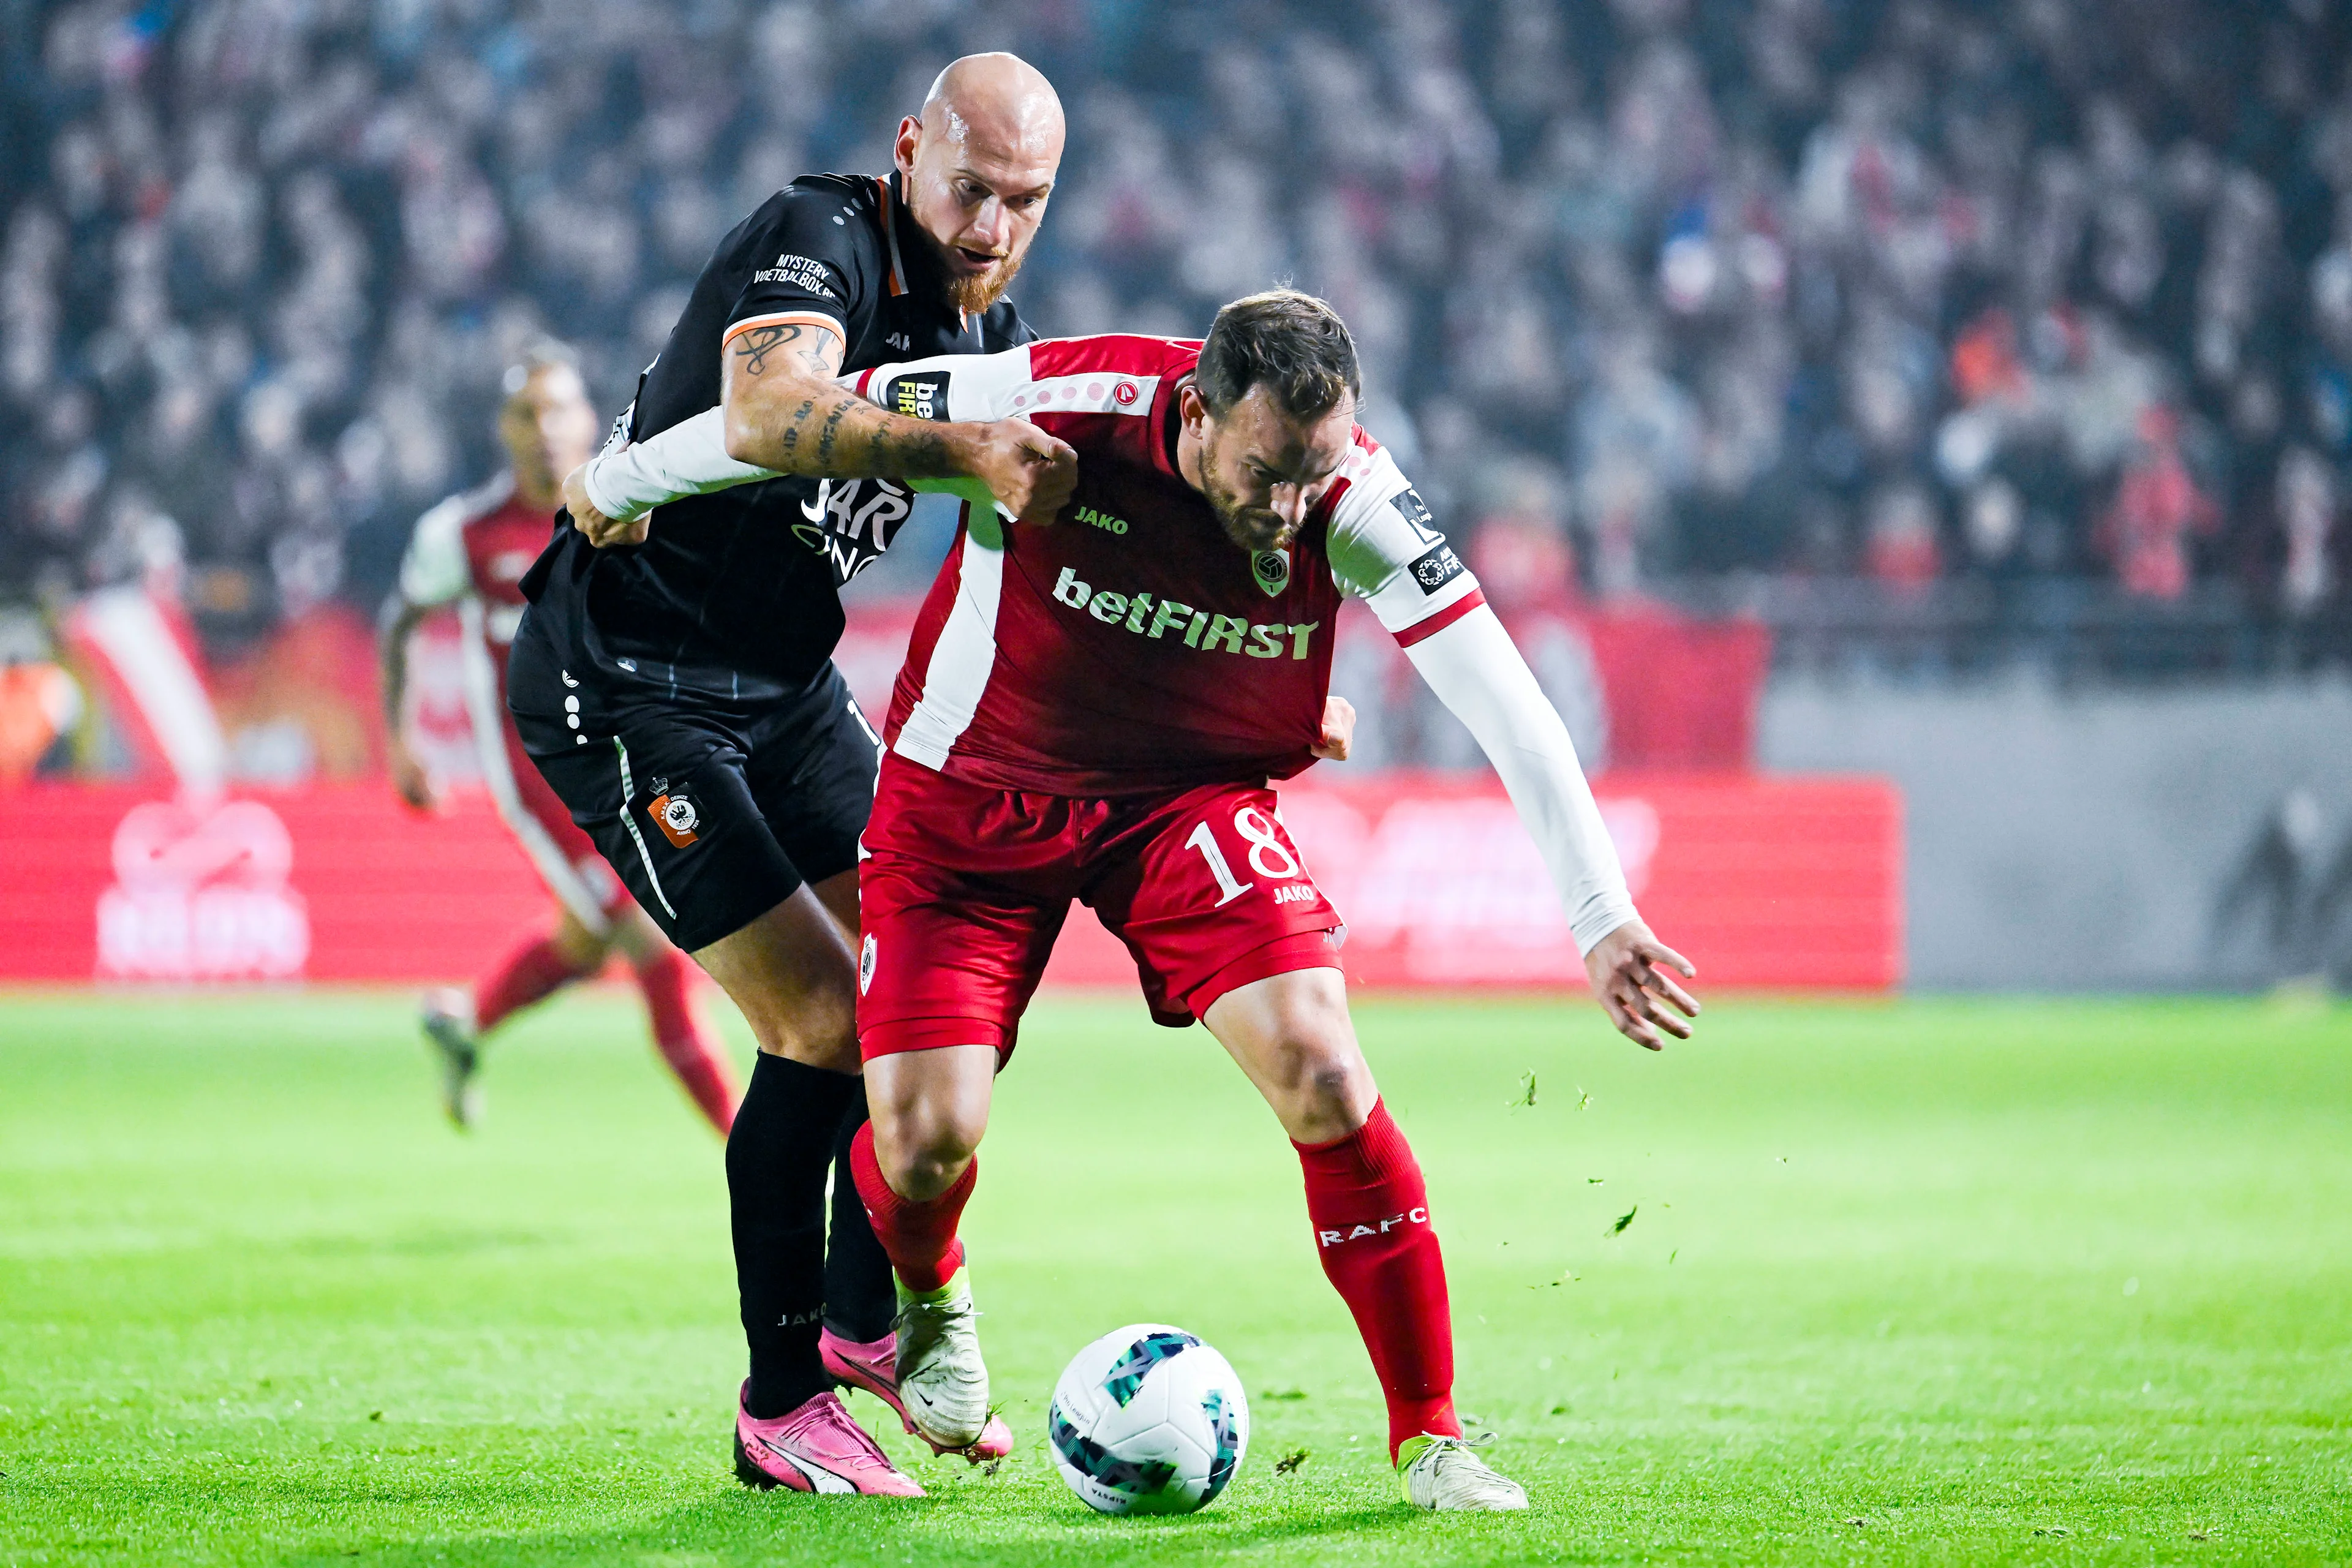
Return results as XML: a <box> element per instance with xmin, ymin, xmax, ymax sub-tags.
<box><xmin>647</xmin><ymin>786</ymin><xmax>699</xmax><ymax>848</ymax></box>
<box><xmin>1251</xmin><ymin>549</ymin><xmax>1291</xmax><ymax>598</ymax></box>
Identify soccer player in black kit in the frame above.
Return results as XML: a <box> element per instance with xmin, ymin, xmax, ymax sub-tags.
<box><xmin>508</xmin><ymin>53</ymin><xmax>1079</xmax><ymax>1496</ymax></box>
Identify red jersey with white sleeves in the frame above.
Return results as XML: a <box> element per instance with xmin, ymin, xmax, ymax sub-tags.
<box><xmin>850</xmin><ymin>336</ymin><xmax>1487</xmax><ymax>796</ymax></box>
<box><xmin>396</xmin><ymin>473</ymin><xmax>549</xmax><ymax>691</ymax></box>
<box><xmin>398</xmin><ymin>475</ymin><xmax>630</xmax><ymax>926</ymax></box>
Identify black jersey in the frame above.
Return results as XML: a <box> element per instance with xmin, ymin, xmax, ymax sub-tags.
<box><xmin>520</xmin><ymin>172</ymin><xmax>1033</xmax><ymax>697</ymax></box>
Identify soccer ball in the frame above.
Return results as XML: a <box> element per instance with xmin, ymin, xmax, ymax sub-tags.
<box><xmin>1047</xmin><ymin>1324</ymin><xmax>1249</xmax><ymax>1515</ymax></box>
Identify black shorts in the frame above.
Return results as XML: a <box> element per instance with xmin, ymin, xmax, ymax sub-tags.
<box><xmin>508</xmin><ymin>615</ymin><xmax>883</xmax><ymax>953</ymax></box>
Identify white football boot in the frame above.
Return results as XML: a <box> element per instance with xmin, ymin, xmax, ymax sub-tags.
<box><xmin>891</xmin><ymin>1264</ymin><xmax>991</xmax><ymax>1450</ymax></box>
<box><xmin>418</xmin><ymin>989</ymin><xmax>483</xmax><ymax>1129</ymax></box>
<box><xmin>1398</xmin><ymin>1433</ymin><xmax>1529</xmax><ymax>1511</ymax></box>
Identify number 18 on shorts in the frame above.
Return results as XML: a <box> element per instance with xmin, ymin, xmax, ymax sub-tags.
<box><xmin>855</xmin><ymin>756</ymin><xmax>1346</xmax><ymax>1058</ymax></box>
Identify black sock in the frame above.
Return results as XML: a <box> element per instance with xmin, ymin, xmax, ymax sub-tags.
<box><xmin>729</xmin><ymin>1051</ymin><xmax>856</xmax><ymax>1420</ymax></box>
<box><xmin>823</xmin><ymin>1082</ymin><xmax>898</xmax><ymax>1343</ymax></box>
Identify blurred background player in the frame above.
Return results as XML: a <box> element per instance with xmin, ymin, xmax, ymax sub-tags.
<box><xmin>379</xmin><ymin>344</ymin><xmax>736</xmax><ymax>1135</ymax></box>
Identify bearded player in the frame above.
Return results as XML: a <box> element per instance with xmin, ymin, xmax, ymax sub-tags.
<box><xmin>379</xmin><ymin>345</ymin><xmax>736</xmax><ymax>1134</ymax></box>
<box><xmin>588</xmin><ymin>291</ymin><xmax>1703</xmax><ymax>1512</ymax></box>
<box><xmin>512</xmin><ymin>55</ymin><xmax>1077</xmax><ymax>1494</ymax></box>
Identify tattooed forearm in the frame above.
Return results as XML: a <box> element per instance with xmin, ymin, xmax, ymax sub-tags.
<box><xmin>812</xmin><ymin>400</ymin><xmax>851</xmax><ymax>470</ymax></box>
<box><xmin>870</xmin><ymin>426</ymin><xmax>956</xmax><ymax>478</ymax></box>
<box><xmin>777</xmin><ymin>397</ymin><xmax>815</xmax><ymax>458</ymax></box>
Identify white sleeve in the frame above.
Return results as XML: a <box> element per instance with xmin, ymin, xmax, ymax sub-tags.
<box><xmin>577</xmin><ymin>343</ymin><xmax>1046</xmax><ymax>522</ymax></box>
<box><xmin>851</xmin><ymin>343</ymin><xmax>1037</xmax><ymax>421</ymax></box>
<box><xmin>396</xmin><ymin>495</ymin><xmax>473</xmax><ymax>607</ymax></box>
<box><xmin>1321</xmin><ymin>442</ymin><xmax>1484</xmax><ymax>636</ymax></box>
<box><xmin>1403</xmin><ymin>604</ymin><xmax>1640</xmax><ymax>957</ymax></box>
<box><xmin>580</xmin><ymin>408</ymin><xmax>774</xmax><ymax>522</ymax></box>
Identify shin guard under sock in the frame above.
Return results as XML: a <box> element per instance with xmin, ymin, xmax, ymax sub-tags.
<box><xmin>631</xmin><ymin>948</ymin><xmax>738</xmax><ymax>1134</ymax></box>
<box><xmin>1294</xmin><ymin>1099</ymin><xmax>1461</xmax><ymax>1460</ymax></box>
<box><xmin>823</xmin><ymin>1084</ymin><xmax>899</xmax><ymax>1341</ymax></box>
<box><xmin>473</xmin><ymin>933</ymin><xmax>591</xmax><ymax>1034</ymax></box>
<box><xmin>848</xmin><ymin>1119</ymin><xmax>974</xmax><ymax>1294</ymax></box>
<box><xmin>728</xmin><ymin>1051</ymin><xmax>856</xmax><ymax>1419</ymax></box>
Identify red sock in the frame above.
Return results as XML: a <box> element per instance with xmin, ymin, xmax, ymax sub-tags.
<box><xmin>1295</xmin><ymin>1099</ymin><xmax>1460</xmax><ymax>1461</ymax></box>
<box><xmin>849</xmin><ymin>1119</ymin><xmax>973</xmax><ymax>1292</ymax></box>
<box><xmin>633</xmin><ymin>948</ymin><xmax>738</xmax><ymax>1135</ymax></box>
<box><xmin>473</xmin><ymin>934</ymin><xmax>592</xmax><ymax>1035</ymax></box>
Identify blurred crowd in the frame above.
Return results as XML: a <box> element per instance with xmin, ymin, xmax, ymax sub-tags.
<box><xmin>5</xmin><ymin>0</ymin><xmax>2352</xmax><ymax>662</ymax></box>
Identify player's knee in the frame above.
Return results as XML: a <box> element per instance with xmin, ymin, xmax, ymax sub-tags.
<box><xmin>872</xmin><ymin>1106</ymin><xmax>982</xmax><ymax>1202</ymax></box>
<box><xmin>745</xmin><ymin>973</ymin><xmax>859</xmax><ymax>1071</ymax></box>
<box><xmin>1286</xmin><ymin>1036</ymin><xmax>1374</xmax><ymax>1132</ymax></box>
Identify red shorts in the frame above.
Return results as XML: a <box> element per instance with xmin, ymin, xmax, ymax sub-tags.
<box><xmin>494</xmin><ymin>724</ymin><xmax>633</xmax><ymax>930</ymax></box>
<box><xmin>856</xmin><ymin>753</ymin><xmax>1344</xmax><ymax>1060</ymax></box>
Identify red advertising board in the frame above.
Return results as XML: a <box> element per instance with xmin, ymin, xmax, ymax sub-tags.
<box><xmin>0</xmin><ymin>774</ymin><xmax>1900</xmax><ymax>990</ymax></box>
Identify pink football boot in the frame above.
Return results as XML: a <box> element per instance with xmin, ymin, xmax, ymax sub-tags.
<box><xmin>731</xmin><ymin>1382</ymin><xmax>924</xmax><ymax>1496</ymax></box>
<box><xmin>821</xmin><ymin>1327</ymin><xmax>1014</xmax><ymax>1462</ymax></box>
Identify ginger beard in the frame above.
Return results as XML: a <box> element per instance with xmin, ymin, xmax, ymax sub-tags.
<box><xmin>911</xmin><ymin>219</ymin><xmax>1026</xmax><ymax>315</ymax></box>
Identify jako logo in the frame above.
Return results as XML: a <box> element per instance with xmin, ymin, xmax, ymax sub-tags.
<box><xmin>1050</xmin><ymin>567</ymin><xmax>1319</xmax><ymax>660</ymax></box>
<box><xmin>1076</xmin><ymin>506</ymin><xmax>1128</xmax><ymax>534</ymax></box>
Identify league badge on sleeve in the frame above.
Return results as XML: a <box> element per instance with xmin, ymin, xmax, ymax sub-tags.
<box><xmin>1251</xmin><ymin>549</ymin><xmax>1291</xmax><ymax>597</ymax></box>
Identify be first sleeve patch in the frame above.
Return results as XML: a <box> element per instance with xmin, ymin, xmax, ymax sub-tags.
<box><xmin>882</xmin><ymin>370</ymin><xmax>952</xmax><ymax>420</ymax></box>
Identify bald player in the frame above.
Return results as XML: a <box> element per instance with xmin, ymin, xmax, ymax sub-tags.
<box><xmin>509</xmin><ymin>55</ymin><xmax>1078</xmax><ymax>1495</ymax></box>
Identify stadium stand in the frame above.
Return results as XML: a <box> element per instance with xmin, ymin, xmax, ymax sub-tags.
<box><xmin>3</xmin><ymin>0</ymin><xmax>2350</xmax><ymax>775</ymax></box>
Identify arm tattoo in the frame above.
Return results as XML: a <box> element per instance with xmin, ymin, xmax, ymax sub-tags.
<box><xmin>874</xmin><ymin>426</ymin><xmax>954</xmax><ymax>477</ymax></box>
<box><xmin>778</xmin><ymin>398</ymin><xmax>815</xmax><ymax>456</ymax></box>
<box><xmin>813</xmin><ymin>400</ymin><xmax>851</xmax><ymax>470</ymax></box>
<box><xmin>733</xmin><ymin>322</ymin><xmax>840</xmax><ymax>377</ymax></box>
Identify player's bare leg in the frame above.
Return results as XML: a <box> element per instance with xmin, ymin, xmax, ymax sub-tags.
<box><xmin>791</xmin><ymin>878</ymin><xmax>1009</xmax><ymax>1461</ymax></box>
<box><xmin>852</xmin><ymin>1043</ymin><xmax>999</xmax><ymax>1450</ymax></box>
<box><xmin>595</xmin><ymin>908</ymin><xmax>740</xmax><ymax>1135</ymax></box>
<box><xmin>696</xmin><ymin>880</ymin><xmax>919</xmax><ymax>1493</ymax></box>
<box><xmin>1205</xmin><ymin>967</ymin><xmax>1528</xmax><ymax>1512</ymax></box>
<box><xmin>420</xmin><ymin>907</ymin><xmax>609</xmax><ymax>1129</ymax></box>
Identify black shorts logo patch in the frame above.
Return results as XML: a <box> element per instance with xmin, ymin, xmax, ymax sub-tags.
<box><xmin>885</xmin><ymin>371</ymin><xmax>951</xmax><ymax>421</ymax></box>
<box><xmin>649</xmin><ymin>791</ymin><xmax>700</xmax><ymax>848</ymax></box>
<box><xmin>1409</xmin><ymin>543</ymin><xmax>1465</xmax><ymax>595</ymax></box>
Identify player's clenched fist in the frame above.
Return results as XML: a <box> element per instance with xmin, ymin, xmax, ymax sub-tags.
<box><xmin>1311</xmin><ymin>695</ymin><xmax>1356</xmax><ymax>761</ymax></box>
<box><xmin>1582</xmin><ymin>918</ymin><xmax>1700</xmax><ymax>1050</ymax></box>
<box><xmin>965</xmin><ymin>417</ymin><xmax>1077</xmax><ymax>524</ymax></box>
<box><xmin>562</xmin><ymin>460</ymin><xmax>649</xmax><ymax>549</ymax></box>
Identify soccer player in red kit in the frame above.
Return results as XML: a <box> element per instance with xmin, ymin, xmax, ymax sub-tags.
<box><xmin>380</xmin><ymin>346</ymin><xmax>736</xmax><ymax>1134</ymax></box>
<box><xmin>606</xmin><ymin>291</ymin><xmax>1701</xmax><ymax>1510</ymax></box>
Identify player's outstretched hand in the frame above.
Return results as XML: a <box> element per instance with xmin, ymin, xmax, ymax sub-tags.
<box><xmin>563</xmin><ymin>460</ymin><xmax>648</xmax><ymax>549</ymax></box>
<box><xmin>390</xmin><ymin>740</ymin><xmax>442</xmax><ymax>813</ymax></box>
<box><xmin>1583</xmin><ymin>919</ymin><xmax>1699</xmax><ymax>1051</ymax></box>
<box><xmin>969</xmin><ymin>417</ymin><xmax>1078</xmax><ymax>524</ymax></box>
<box><xmin>1312</xmin><ymin>695</ymin><xmax>1357</xmax><ymax>761</ymax></box>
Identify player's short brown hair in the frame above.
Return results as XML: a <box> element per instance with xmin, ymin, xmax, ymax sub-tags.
<box><xmin>1195</xmin><ymin>289</ymin><xmax>1360</xmax><ymax>421</ymax></box>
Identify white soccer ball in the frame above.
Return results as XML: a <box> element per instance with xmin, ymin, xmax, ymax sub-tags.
<box><xmin>1047</xmin><ymin>1324</ymin><xmax>1249</xmax><ymax>1515</ymax></box>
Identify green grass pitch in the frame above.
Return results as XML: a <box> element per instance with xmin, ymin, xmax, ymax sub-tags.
<box><xmin>2</xmin><ymin>988</ymin><xmax>2348</xmax><ymax>1566</ymax></box>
